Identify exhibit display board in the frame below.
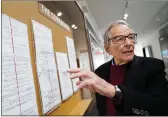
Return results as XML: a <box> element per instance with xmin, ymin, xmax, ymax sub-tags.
<box><xmin>2</xmin><ymin>1</ymin><xmax>92</xmax><ymax>116</ymax></box>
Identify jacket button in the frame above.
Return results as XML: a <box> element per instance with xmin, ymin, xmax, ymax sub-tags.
<box><xmin>140</xmin><ymin>110</ymin><xmax>144</xmax><ymax>115</ymax></box>
<box><xmin>135</xmin><ymin>109</ymin><xmax>140</xmax><ymax>114</ymax></box>
<box><xmin>132</xmin><ymin>108</ymin><xmax>136</xmax><ymax>113</ymax></box>
<box><xmin>144</xmin><ymin>111</ymin><xmax>149</xmax><ymax>116</ymax></box>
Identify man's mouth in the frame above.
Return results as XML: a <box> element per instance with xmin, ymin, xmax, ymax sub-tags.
<box><xmin>122</xmin><ymin>50</ymin><xmax>133</xmax><ymax>54</ymax></box>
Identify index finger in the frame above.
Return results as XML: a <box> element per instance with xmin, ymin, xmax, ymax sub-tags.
<box><xmin>67</xmin><ymin>68</ymin><xmax>82</xmax><ymax>73</ymax></box>
<box><xmin>69</xmin><ymin>71</ymin><xmax>87</xmax><ymax>79</ymax></box>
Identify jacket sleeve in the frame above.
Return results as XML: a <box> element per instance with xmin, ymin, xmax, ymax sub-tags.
<box><xmin>94</xmin><ymin>68</ymin><xmax>106</xmax><ymax>116</ymax></box>
<box><xmin>118</xmin><ymin>60</ymin><xmax>168</xmax><ymax>115</ymax></box>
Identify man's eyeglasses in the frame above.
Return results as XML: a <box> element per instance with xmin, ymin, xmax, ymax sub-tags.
<box><xmin>108</xmin><ymin>33</ymin><xmax>137</xmax><ymax>45</ymax></box>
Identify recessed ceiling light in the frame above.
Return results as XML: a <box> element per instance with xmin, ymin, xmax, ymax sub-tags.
<box><xmin>123</xmin><ymin>16</ymin><xmax>127</xmax><ymax>20</ymax></box>
<box><xmin>71</xmin><ymin>24</ymin><xmax>75</xmax><ymax>28</ymax></box>
<box><xmin>74</xmin><ymin>26</ymin><xmax>77</xmax><ymax>29</ymax></box>
<box><xmin>57</xmin><ymin>12</ymin><xmax>62</xmax><ymax>17</ymax></box>
<box><xmin>124</xmin><ymin>13</ymin><xmax>128</xmax><ymax>17</ymax></box>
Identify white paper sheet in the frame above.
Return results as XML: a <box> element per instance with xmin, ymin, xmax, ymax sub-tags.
<box><xmin>32</xmin><ymin>20</ymin><xmax>61</xmax><ymax>114</ymax></box>
<box><xmin>55</xmin><ymin>52</ymin><xmax>73</xmax><ymax>101</ymax></box>
<box><xmin>65</xmin><ymin>36</ymin><xmax>79</xmax><ymax>92</ymax></box>
<box><xmin>2</xmin><ymin>14</ymin><xmax>38</xmax><ymax>115</ymax></box>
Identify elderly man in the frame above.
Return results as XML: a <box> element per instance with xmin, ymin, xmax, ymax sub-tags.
<box><xmin>67</xmin><ymin>20</ymin><xmax>168</xmax><ymax>116</ymax></box>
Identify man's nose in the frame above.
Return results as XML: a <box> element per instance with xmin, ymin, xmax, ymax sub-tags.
<box><xmin>125</xmin><ymin>37</ymin><xmax>133</xmax><ymax>45</ymax></box>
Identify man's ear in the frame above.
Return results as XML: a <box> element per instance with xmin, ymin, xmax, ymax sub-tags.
<box><xmin>104</xmin><ymin>44</ymin><xmax>111</xmax><ymax>55</ymax></box>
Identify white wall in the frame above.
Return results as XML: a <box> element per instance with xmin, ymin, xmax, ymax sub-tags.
<box><xmin>135</xmin><ymin>21</ymin><xmax>168</xmax><ymax>60</ymax></box>
<box><xmin>135</xmin><ymin>31</ymin><xmax>163</xmax><ymax>60</ymax></box>
<box><xmin>134</xmin><ymin>42</ymin><xmax>144</xmax><ymax>57</ymax></box>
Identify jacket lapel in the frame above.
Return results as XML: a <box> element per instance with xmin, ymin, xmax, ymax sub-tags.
<box><xmin>122</xmin><ymin>55</ymin><xmax>143</xmax><ymax>85</ymax></box>
<box><xmin>102</xmin><ymin>60</ymin><xmax>112</xmax><ymax>82</ymax></box>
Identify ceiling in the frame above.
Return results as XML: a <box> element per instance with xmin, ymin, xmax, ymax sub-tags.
<box><xmin>53</xmin><ymin>1</ymin><xmax>85</xmax><ymax>30</ymax></box>
<box><xmin>86</xmin><ymin>0</ymin><xmax>168</xmax><ymax>39</ymax></box>
<box><xmin>40</xmin><ymin>1</ymin><xmax>85</xmax><ymax>30</ymax></box>
<box><xmin>39</xmin><ymin>1</ymin><xmax>168</xmax><ymax>45</ymax></box>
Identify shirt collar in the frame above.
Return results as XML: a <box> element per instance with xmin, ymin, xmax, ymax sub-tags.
<box><xmin>111</xmin><ymin>58</ymin><xmax>115</xmax><ymax>66</ymax></box>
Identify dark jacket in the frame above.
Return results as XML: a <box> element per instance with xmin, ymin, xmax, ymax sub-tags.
<box><xmin>95</xmin><ymin>55</ymin><xmax>168</xmax><ymax>116</ymax></box>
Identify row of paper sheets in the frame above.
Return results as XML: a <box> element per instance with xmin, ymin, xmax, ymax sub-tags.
<box><xmin>2</xmin><ymin>14</ymin><xmax>79</xmax><ymax>115</ymax></box>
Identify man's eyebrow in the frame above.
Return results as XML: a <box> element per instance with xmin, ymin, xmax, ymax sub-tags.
<box><xmin>111</xmin><ymin>33</ymin><xmax>134</xmax><ymax>38</ymax></box>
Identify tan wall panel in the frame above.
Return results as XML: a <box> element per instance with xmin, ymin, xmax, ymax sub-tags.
<box><xmin>2</xmin><ymin>1</ymin><xmax>82</xmax><ymax>115</ymax></box>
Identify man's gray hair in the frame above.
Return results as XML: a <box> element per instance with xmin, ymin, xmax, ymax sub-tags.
<box><xmin>104</xmin><ymin>20</ymin><xmax>130</xmax><ymax>45</ymax></box>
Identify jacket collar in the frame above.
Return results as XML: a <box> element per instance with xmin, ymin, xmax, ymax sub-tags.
<box><xmin>103</xmin><ymin>55</ymin><xmax>142</xmax><ymax>82</ymax></box>
<box><xmin>110</xmin><ymin>55</ymin><xmax>142</xmax><ymax>67</ymax></box>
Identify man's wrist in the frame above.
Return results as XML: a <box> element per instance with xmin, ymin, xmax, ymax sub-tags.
<box><xmin>112</xmin><ymin>85</ymin><xmax>123</xmax><ymax>104</ymax></box>
<box><xmin>107</xmin><ymin>84</ymin><xmax>116</xmax><ymax>98</ymax></box>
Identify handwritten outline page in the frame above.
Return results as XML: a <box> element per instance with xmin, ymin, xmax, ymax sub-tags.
<box><xmin>2</xmin><ymin>14</ymin><xmax>38</xmax><ymax>115</ymax></box>
<box><xmin>65</xmin><ymin>36</ymin><xmax>79</xmax><ymax>92</ymax></box>
<box><xmin>31</xmin><ymin>20</ymin><xmax>61</xmax><ymax>114</ymax></box>
<box><xmin>55</xmin><ymin>52</ymin><xmax>73</xmax><ymax>101</ymax></box>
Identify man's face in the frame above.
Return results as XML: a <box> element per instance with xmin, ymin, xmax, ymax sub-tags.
<box><xmin>106</xmin><ymin>24</ymin><xmax>135</xmax><ymax>62</ymax></box>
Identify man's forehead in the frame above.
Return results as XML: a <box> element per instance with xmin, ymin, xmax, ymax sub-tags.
<box><xmin>109</xmin><ymin>25</ymin><xmax>134</xmax><ymax>37</ymax></box>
